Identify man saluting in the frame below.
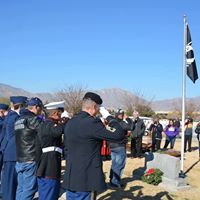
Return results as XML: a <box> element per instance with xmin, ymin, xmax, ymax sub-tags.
<box><xmin>64</xmin><ymin>92</ymin><xmax>125</xmax><ymax>200</ymax></box>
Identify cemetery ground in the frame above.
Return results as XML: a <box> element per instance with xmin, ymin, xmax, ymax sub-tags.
<box><xmin>0</xmin><ymin>138</ymin><xmax>199</xmax><ymax>200</ymax></box>
<box><xmin>59</xmin><ymin>138</ymin><xmax>200</xmax><ymax>200</ymax></box>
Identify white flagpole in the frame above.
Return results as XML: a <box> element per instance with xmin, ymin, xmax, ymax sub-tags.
<box><xmin>179</xmin><ymin>15</ymin><xmax>187</xmax><ymax>178</ymax></box>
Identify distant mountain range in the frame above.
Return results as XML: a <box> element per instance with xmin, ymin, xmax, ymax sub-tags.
<box><xmin>0</xmin><ymin>83</ymin><xmax>200</xmax><ymax>111</ymax></box>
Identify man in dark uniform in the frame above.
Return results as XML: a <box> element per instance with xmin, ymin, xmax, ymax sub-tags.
<box><xmin>36</xmin><ymin>101</ymin><xmax>66</xmax><ymax>200</ymax></box>
<box><xmin>0</xmin><ymin>103</ymin><xmax>9</xmax><ymax>178</ymax></box>
<box><xmin>0</xmin><ymin>103</ymin><xmax>9</xmax><ymax>129</ymax></box>
<box><xmin>64</xmin><ymin>92</ymin><xmax>125</xmax><ymax>200</ymax></box>
<box><xmin>15</xmin><ymin>97</ymin><xmax>43</xmax><ymax>200</ymax></box>
<box><xmin>1</xmin><ymin>96</ymin><xmax>27</xmax><ymax>200</ymax></box>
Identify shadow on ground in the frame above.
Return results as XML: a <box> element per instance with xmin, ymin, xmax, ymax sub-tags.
<box><xmin>98</xmin><ymin>164</ymin><xmax>174</xmax><ymax>200</ymax></box>
<box><xmin>98</xmin><ymin>184</ymin><xmax>174</xmax><ymax>200</ymax></box>
<box><xmin>184</xmin><ymin>159</ymin><xmax>200</xmax><ymax>175</ymax></box>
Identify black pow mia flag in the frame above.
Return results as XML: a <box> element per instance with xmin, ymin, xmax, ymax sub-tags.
<box><xmin>186</xmin><ymin>23</ymin><xmax>198</xmax><ymax>83</ymax></box>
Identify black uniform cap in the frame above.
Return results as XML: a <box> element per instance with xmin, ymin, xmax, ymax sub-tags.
<box><xmin>116</xmin><ymin>109</ymin><xmax>124</xmax><ymax>116</ymax></box>
<box><xmin>83</xmin><ymin>92</ymin><xmax>103</xmax><ymax>105</ymax></box>
<box><xmin>27</xmin><ymin>97</ymin><xmax>43</xmax><ymax>107</ymax></box>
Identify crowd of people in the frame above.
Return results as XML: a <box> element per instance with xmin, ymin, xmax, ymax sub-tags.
<box><xmin>0</xmin><ymin>92</ymin><xmax>200</xmax><ymax>200</ymax></box>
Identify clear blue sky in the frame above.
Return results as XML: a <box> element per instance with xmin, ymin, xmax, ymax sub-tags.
<box><xmin>0</xmin><ymin>0</ymin><xmax>199</xmax><ymax>100</ymax></box>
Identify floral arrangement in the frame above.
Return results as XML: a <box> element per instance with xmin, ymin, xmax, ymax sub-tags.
<box><xmin>142</xmin><ymin>168</ymin><xmax>163</xmax><ymax>185</ymax></box>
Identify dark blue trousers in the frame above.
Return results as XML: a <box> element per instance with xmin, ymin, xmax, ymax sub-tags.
<box><xmin>66</xmin><ymin>190</ymin><xmax>91</xmax><ymax>200</ymax></box>
<box><xmin>37</xmin><ymin>177</ymin><xmax>60</xmax><ymax>200</ymax></box>
<box><xmin>2</xmin><ymin>161</ymin><xmax>17</xmax><ymax>200</ymax></box>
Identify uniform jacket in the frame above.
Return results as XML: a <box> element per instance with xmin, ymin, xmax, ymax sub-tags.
<box><xmin>15</xmin><ymin>108</ymin><xmax>42</xmax><ymax>162</ymax></box>
<box><xmin>0</xmin><ymin>117</ymin><xmax>5</xmax><ymax>149</ymax></box>
<box><xmin>36</xmin><ymin>118</ymin><xmax>64</xmax><ymax>179</ymax></box>
<box><xmin>0</xmin><ymin>117</ymin><xmax>4</xmax><ymax>133</ymax></box>
<box><xmin>63</xmin><ymin>111</ymin><xmax>125</xmax><ymax>192</ymax></box>
<box><xmin>1</xmin><ymin>110</ymin><xmax>19</xmax><ymax>161</ymax></box>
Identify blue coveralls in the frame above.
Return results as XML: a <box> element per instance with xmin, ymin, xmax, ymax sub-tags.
<box><xmin>0</xmin><ymin>117</ymin><xmax>5</xmax><ymax>177</ymax></box>
<box><xmin>1</xmin><ymin>110</ymin><xmax>19</xmax><ymax>200</ymax></box>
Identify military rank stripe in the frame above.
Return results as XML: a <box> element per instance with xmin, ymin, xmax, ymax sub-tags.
<box><xmin>106</xmin><ymin>125</ymin><xmax>116</xmax><ymax>133</ymax></box>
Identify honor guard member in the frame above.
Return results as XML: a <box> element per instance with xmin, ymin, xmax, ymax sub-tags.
<box><xmin>1</xmin><ymin>96</ymin><xmax>27</xmax><ymax>200</ymax></box>
<box><xmin>15</xmin><ymin>97</ymin><xmax>43</xmax><ymax>200</ymax></box>
<box><xmin>0</xmin><ymin>103</ymin><xmax>9</xmax><ymax>178</ymax></box>
<box><xmin>0</xmin><ymin>103</ymin><xmax>9</xmax><ymax>130</ymax></box>
<box><xmin>36</xmin><ymin>101</ymin><xmax>66</xmax><ymax>200</ymax></box>
<box><xmin>64</xmin><ymin>92</ymin><xmax>126</xmax><ymax>200</ymax></box>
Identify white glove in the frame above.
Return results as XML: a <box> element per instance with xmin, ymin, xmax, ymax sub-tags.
<box><xmin>99</xmin><ymin>106</ymin><xmax>110</xmax><ymax>118</ymax></box>
<box><xmin>61</xmin><ymin>111</ymin><xmax>70</xmax><ymax>118</ymax></box>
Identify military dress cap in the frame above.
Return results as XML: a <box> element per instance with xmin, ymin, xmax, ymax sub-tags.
<box><xmin>0</xmin><ymin>103</ymin><xmax>9</xmax><ymax>110</ymax></box>
<box><xmin>10</xmin><ymin>96</ymin><xmax>28</xmax><ymax>105</ymax></box>
<box><xmin>83</xmin><ymin>92</ymin><xmax>103</xmax><ymax>105</ymax></box>
<box><xmin>27</xmin><ymin>97</ymin><xmax>43</xmax><ymax>107</ymax></box>
<box><xmin>44</xmin><ymin>101</ymin><xmax>65</xmax><ymax>110</ymax></box>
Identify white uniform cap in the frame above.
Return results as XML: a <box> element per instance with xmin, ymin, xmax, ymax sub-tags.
<box><xmin>61</xmin><ymin>110</ymin><xmax>70</xmax><ymax>118</ymax></box>
<box><xmin>44</xmin><ymin>101</ymin><xmax>65</xmax><ymax>110</ymax></box>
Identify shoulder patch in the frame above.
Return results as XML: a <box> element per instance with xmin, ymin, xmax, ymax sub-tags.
<box><xmin>15</xmin><ymin>118</ymin><xmax>26</xmax><ymax>130</ymax></box>
<box><xmin>106</xmin><ymin>125</ymin><xmax>116</xmax><ymax>133</ymax></box>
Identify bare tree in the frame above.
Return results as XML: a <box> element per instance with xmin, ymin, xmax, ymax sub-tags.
<box><xmin>136</xmin><ymin>103</ymin><xmax>155</xmax><ymax>117</ymax></box>
<box><xmin>173</xmin><ymin>99</ymin><xmax>200</xmax><ymax>119</ymax></box>
<box><xmin>55</xmin><ymin>84</ymin><xmax>87</xmax><ymax>115</ymax></box>
<box><xmin>122</xmin><ymin>91</ymin><xmax>155</xmax><ymax>117</ymax></box>
<box><xmin>172</xmin><ymin>99</ymin><xmax>182</xmax><ymax>114</ymax></box>
<box><xmin>122</xmin><ymin>94</ymin><xmax>136</xmax><ymax>115</ymax></box>
<box><xmin>186</xmin><ymin>100</ymin><xmax>200</xmax><ymax>118</ymax></box>
<box><xmin>167</xmin><ymin>111</ymin><xmax>180</xmax><ymax>119</ymax></box>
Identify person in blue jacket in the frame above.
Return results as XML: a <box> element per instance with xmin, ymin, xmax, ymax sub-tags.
<box><xmin>0</xmin><ymin>103</ymin><xmax>9</xmax><ymax>178</ymax></box>
<box><xmin>1</xmin><ymin>96</ymin><xmax>27</xmax><ymax>200</ymax></box>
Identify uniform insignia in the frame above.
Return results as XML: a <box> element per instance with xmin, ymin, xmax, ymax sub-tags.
<box><xmin>106</xmin><ymin>125</ymin><xmax>116</xmax><ymax>133</ymax></box>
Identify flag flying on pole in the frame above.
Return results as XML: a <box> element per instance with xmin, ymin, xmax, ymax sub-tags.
<box><xmin>186</xmin><ymin>23</ymin><xmax>198</xmax><ymax>83</ymax></box>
